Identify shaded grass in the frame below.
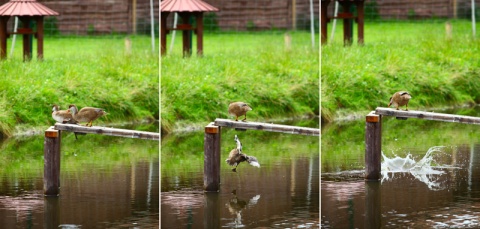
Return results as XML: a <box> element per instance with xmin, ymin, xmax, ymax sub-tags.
<box><xmin>161</xmin><ymin>31</ymin><xmax>319</xmax><ymax>133</ymax></box>
<box><xmin>322</xmin><ymin>20</ymin><xmax>480</xmax><ymax>122</ymax></box>
<box><xmin>0</xmin><ymin>36</ymin><xmax>159</xmax><ymax>137</ymax></box>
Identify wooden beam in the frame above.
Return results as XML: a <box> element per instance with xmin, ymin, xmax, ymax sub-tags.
<box><xmin>214</xmin><ymin>118</ymin><xmax>319</xmax><ymax>136</ymax></box>
<box><xmin>54</xmin><ymin>123</ymin><xmax>159</xmax><ymax>141</ymax></box>
<box><xmin>375</xmin><ymin>107</ymin><xmax>480</xmax><ymax>125</ymax></box>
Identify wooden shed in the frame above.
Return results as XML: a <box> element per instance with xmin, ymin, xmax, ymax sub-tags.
<box><xmin>161</xmin><ymin>0</ymin><xmax>218</xmax><ymax>56</ymax></box>
<box><xmin>0</xmin><ymin>0</ymin><xmax>59</xmax><ymax>60</ymax></box>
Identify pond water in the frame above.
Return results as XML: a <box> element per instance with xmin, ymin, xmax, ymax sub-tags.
<box><xmin>0</xmin><ymin>123</ymin><xmax>159</xmax><ymax>228</ymax></box>
<box><xmin>321</xmin><ymin>107</ymin><xmax>480</xmax><ymax>228</ymax></box>
<box><xmin>161</xmin><ymin>119</ymin><xmax>319</xmax><ymax>228</ymax></box>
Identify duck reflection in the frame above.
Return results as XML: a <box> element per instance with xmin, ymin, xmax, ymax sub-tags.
<box><xmin>224</xmin><ymin>189</ymin><xmax>260</xmax><ymax>228</ymax></box>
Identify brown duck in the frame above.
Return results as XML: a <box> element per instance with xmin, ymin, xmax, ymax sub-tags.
<box><xmin>226</xmin><ymin>135</ymin><xmax>260</xmax><ymax>172</ymax></box>
<box><xmin>68</xmin><ymin>104</ymin><xmax>107</xmax><ymax>127</ymax></box>
<box><xmin>52</xmin><ymin>105</ymin><xmax>76</xmax><ymax>124</ymax></box>
<box><xmin>388</xmin><ymin>91</ymin><xmax>412</xmax><ymax>111</ymax></box>
<box><xmin>228</xmin><ymin>102</ymin><xmax>252</xmax><ymax>122</ymax></box>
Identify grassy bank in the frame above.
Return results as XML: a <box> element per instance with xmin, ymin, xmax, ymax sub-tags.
<box><xmin>0</xmin><ymin>36</ymin><xmax>159</xmax><ymax>138</ymax></box>
<box><xmin>161</xmin><ymin>31</ymin><xmax>319</xmax><ymax>133</ymax></box>
<box><xmin>322</xmin><ymin>20</ymin><xmax>480</xmax><ymax>122</ymax></box>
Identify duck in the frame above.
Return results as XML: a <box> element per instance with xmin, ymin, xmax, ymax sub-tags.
<box><xmin>388</xmin><ymin>91</ymin><xmax>411</xmax><ymax>111</ymax></box>
<box><xmin>68</xmin><ymin>104</ymin><xmax>107</xmax><ymax>127</ymax></box>
<box><xmin>52</xmin><ymin>105</ymin><xmax>75</xmax><ymax>124</ymax></box>
<box><xmin>228</xmin><ymin>102</ymin><xmax>252</xmax><ymax>122</ymax></box>
<box><xmin>226</xmin><ymin>135</ymin><xmax>260</xmax><ymax>172</ymax></box>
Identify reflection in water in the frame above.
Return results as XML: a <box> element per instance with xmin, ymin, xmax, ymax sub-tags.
<box><xmin>381</xmin><ymin>146</ymin><xmax>454</xmax><ymax>190</ymax></box>
<box><xmin>0</xmin><ymin>131</ymin><xmax>159</xmax><ymax>228</ymax></box>
<box><xmin>224</xmin><ymin>190</ymin><xmax>261</xmax><ymax>228</ymax></box>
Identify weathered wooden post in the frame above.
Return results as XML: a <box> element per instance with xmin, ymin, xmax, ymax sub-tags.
<box><xmin>44</xmin><ymin>127</ymin><xmax>61</xmax><ymax>196</ymax></box>
<box><xmin>365</xmin><ymin>111</ymin><xmax>381</xmax><ymax>180</ymax></box>
<box><xmin>204</xmin><ymin>122</ymin><xmax>221</xmax><ymax>192</ymax></box>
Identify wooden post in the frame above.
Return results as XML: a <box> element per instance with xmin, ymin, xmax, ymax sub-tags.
<box><xmin>44</xmin><ymin>127</ymin><xmax>61</xmax><ymax>196</ymax></box>
<box><xmin>196</xmin><ymin>12</ymin><xmax>203</xmax><ymax>56</ymax></box>
<box><xmin>161</xmin><ymin>13</ymin><xmax>168</xmax><ymax>55</ymax></box>
<box><xmin>204</xmin><ymin>123</ymin><xmax>221</xmax><ymax>192</ymax></box>
<box><xmin>0</xmin><ymin>17</ymin><xmax>8</xmax><ymax>59</ymax></box>
<box><xmin>340</xmin><ymin>2</ymin><xmax>352</xmax><ymax>46</ymax></box>
<box><xmin>36</xmin><ymin>16</ymin><xmax>44</xmax><ymax>60</ymax></box>
<box><xmin>181</xmin><ymin>13</ymin><xmax>191</xmax><ymax>57</ymax></box>
<box><xmin>356</xmin><ymin>1</ymin><xmax>364</xmax><ymax>45</ymax></box>
<box><xmin>365</xmin><ymin>112</ymin><xmax>381</xmax><ymax>180</ymax></box>
<box><xmin>320</xmin><ymin>0</ymin><xmax>329</xmax><ymax>44</ymax></box>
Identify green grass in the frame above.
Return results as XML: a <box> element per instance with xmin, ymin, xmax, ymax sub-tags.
<box><xmin>161</xmin><ymin>31</ymin><xmax>319</xmax><ymax>133</ymax></box>
<box><xmin>0</xmin><ymin>35</ymin><xmax>159</xmax><ymax>137</ymax></box>
<box><xmin>322</xmin><ymin>19</ymin><xmax>480</xmax><ymax>122</ymax></box>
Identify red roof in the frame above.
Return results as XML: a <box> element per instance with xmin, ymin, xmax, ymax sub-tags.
<box><xmin>0</xmin><ymin>0</ymin><xmax>59</xmax><ymax>16</ymax></box>
<box><xmin>161</xmin><ymin>0</ymin><xmax>219</xmax><ymax>12</ymax></box>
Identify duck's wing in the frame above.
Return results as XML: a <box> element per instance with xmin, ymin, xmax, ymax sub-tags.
<box><xmin>246</xmin><ymin>155</ymin><xmax>260</xmax><ymax>168</ymax></box>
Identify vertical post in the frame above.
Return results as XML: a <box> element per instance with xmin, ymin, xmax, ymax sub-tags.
<box><xmin>341</xmin><ymin>2</ymin><xmax>352</xmax><ymax>45</ymax></box>
<box><xmin>44</xmin><ymin>127</ymin><xmax>61</xmax><ymax>196</ymax></box>
<box><xmin>21</xmin><ymin>17</ymin><xmax>31</xmax><ymax>61</ymax></box>
<box><xmin>356</xmin><ymin>1</ymin><xmax>364</xmax><ymax>45</ymax></box>
<box><xmin>0</xmin><ymin>17</ymin><xmax>8</xmax><ymax>59</ymax></box>
<box><xmin>196</xmin><ymin>13</ymin><xmax>204</xmax><ymax>56</ymax></box>
<box><xmin>181</xmin><ymin>13</ymin><xmax>191</xmax><ymax>57</ymax></box>
<box><xmin>321</xmin><ymin>0</ymin><xmax>329</xmax><ymax>44</ymax></box>
<box><xmin>365</xmin><ymin>111</ymin><xmax>381</xmax><ymax>180</ymax></box>
<box><xmin>36</xmin><ymin>16</ymin><xmax>44</xmax><ymax>60</ymax></box>
<box><xmin>161</xmin><ymin>13</ymin><xmax>168</xmax><ymax>55</ymax></box>
<box><xmin>204</xmin><ymin>122</ymin><xmax>221</xmax><ymax>192</ymax></box>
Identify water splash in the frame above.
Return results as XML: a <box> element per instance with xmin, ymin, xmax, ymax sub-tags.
<box><xmin>381</xmin><ymin>146</ymin><xmax>451</xmax><ymax>190</ymax></box>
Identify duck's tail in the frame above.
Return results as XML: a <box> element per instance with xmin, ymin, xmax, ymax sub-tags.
<box><xmin>246</xmin><ymin>156</ymin><xmax>260</xmax><ymax>168</ymax></box>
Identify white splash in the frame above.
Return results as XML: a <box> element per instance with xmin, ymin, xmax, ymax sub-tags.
<box><xmin>381</xmin><ymin>146</ymin><xmax>450</xmax><ymax>190</ymax></box>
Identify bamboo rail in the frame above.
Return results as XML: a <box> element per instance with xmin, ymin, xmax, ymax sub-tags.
<box><xmin>44</xmin><ymin>123</ymin><xmax>159</xmax><ymax>196</ymax></box>
<box><xmin>214</xmin><ymin>118</ymin><xmax>320</xmax><ymax>136</ymax></box>
<box><xmin>204</xmin><ymin>118</ymin><xmax>319</xmax><ymax>192</ymax></box>
<box><xmin>54</xmin><ymin>123</ymin><xmax>159</xmax><ymax>141</ymax></box>
<box><xmin>365</xmin><ymin>107</ymin><xmax>480</xmax><ymax>181</ymax></box>
<box><xmin>376</xmin><ymin>107</ymin><xmax>480</xmax><ymax>125</ymax></box>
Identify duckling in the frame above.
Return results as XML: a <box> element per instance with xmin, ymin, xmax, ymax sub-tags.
<box><xmin>52</xmin><ymin>105</ymin><xmax>75</xmax><ymax>124</ymax></box>
<box><xmin>388</xmin><ymin>91</ymin><xmax>412</xmax><ymax>111</ymax></box>
<box><xmin>226</xmin><ymin>135</ymin><xmax>260</xmax><ymax>172</ymax></box>
<box><xmin>228</xmin><ymin>102</ymin><xmax>252</xmax><ymax>122</ymax></box>
<box><xmin>68</xmin><ymin>104</ymin><xmax>107</xmax><ymax>127</ymax></box>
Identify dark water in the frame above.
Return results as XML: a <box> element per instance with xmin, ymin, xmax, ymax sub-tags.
<box><xmin>322</xmin><ymin>108</ymin><xmax>480</xmax><ymax>228</ymax></box>
<box><xmin>161</xmin><ymin>119</ymin><xmax>319</xmax><ymax>228</ymax></box>
<box><xmin>0</xmin><ymin>124</ymin><xmax>159</xmax><ymax>228</ymax></box>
